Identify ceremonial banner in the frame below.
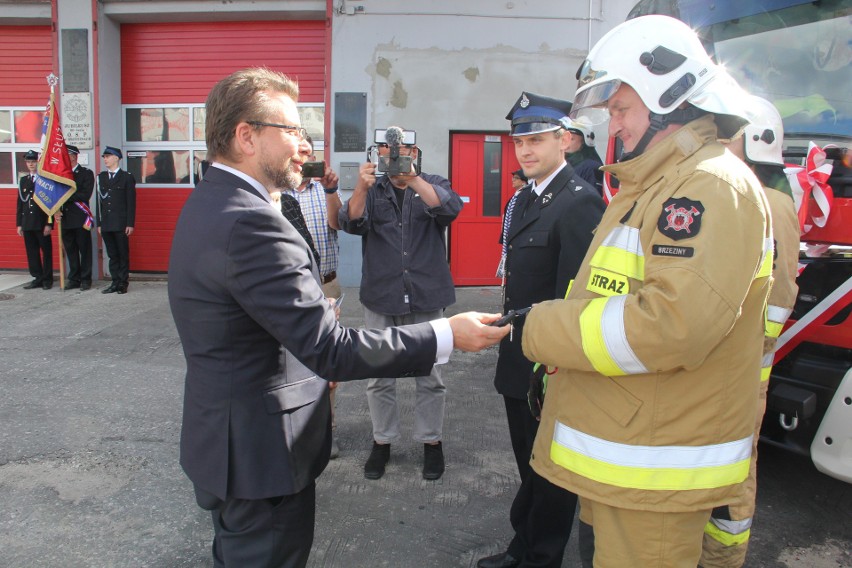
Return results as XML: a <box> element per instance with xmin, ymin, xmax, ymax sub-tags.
<box><xmin>34</xmin><ymin>89</ymin><xmax>76</xmax><ymax>216</ymax></box>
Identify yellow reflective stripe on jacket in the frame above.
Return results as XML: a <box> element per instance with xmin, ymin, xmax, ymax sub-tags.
<box><xmin>550</xmin><ymin>421</ymin><xmax>752</xmax><ymax>491</ymax></box>
<box><xmin>579</xmin><ymin>295</ymin><xmax>648</xmax><ymax>376</ymax></box>
<box><xmin>757</xmin><ymin>237</ymin><xmax>773</xmax><ymax>279</ymax></box>
<box><xmin>762</xmin><ymin>304</ymin><xmax>793</xmax><ymax>381</ymax></box>
<box><xmin>704</xmin><ymin>518</ymin><xmax>752</xmax><ymax>546</ymax></box>
<box><xmin>766</xmin><ymin>305</ymin><xmax>793</xmax><ymax>339</ymax></box>
<box><xmin>564</xmin><ymin>279</ymin><xmax>574</xmax><ymax>299</ymax></box>
<box><xmin>589</xmin><ymin>226</ymin><xmax>645</xmax><ymax>281</ymax></box>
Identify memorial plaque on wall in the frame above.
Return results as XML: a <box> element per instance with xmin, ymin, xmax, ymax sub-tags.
<box><xmin>62</xmin><ymin>92</ymin><xmax>93</xmax><ymax>149</ymax></box>
<box><xmin>334</xmin><ymin>92</ymin><xmax>367</xmax><ymax>153</ymax></box>
<box><xmin>61</xmin><ymin>29</ymin><xmax>89</xmax><ymax>93</ymax></box>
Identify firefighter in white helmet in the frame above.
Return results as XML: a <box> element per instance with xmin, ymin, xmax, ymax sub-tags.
<box><xmin>521</xmin><ymin>15</ymin><xmax>774</xmax><ymax>566</ymax></box>
<box><xmin>699</xmin><ymin>95</ymin><xmax>800</xmax><ymax>568</ymax></box>
<box><xmin>564</xmin><ymin>117</ymin><xmax>604</xmax><ymax>195</ymax></box>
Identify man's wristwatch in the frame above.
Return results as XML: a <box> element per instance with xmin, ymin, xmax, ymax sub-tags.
<box><xmin>323</xmin><ymin>186</ymin><xmax>339</xmax><ymax>195</ymax></box>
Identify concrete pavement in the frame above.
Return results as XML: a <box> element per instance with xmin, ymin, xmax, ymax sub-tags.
<box><xmin>0</xmin><ymin>275</ymin><xmax>849</xmax><ymax>567</ymax></box>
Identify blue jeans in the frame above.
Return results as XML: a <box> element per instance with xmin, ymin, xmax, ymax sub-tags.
<box><xmin>363</xmin><ymin>306</ymin><xmax>446</xmax><ymax>444</ymax></box>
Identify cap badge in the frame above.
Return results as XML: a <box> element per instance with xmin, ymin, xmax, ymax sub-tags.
<box><xmin>520</xmin><ymin>94</ymin><xmax>530</xmax><ymax>108</ymax></box>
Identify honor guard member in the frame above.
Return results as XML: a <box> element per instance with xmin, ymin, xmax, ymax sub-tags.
<box><xmin>97</xmin><ymin>146</ymin><xmax>136</xmax><ymax>294</ymax></box>
<box><xmin>563</xmin><ymin>117</ymin><xmax>604</xmax><ymax>195</ymax></box>
<box><xmin>61</xmin><ymin>145</ymin><xmax>95</xmax><ymax>290</ymax></box>
<box><xmin>699</xmin><ymin>95</ymin><xmax>800</xmax><ymax>568</ymax></box>
<box><xmin>520</xmin><ymin>15</ymin><xmax>774</xmax><ymax>567</ymax></box>
<box><xmin>17</xmin><ymin>150</ymin><xmax>54</xmax><ymax>290</ymax></box>
<box><xmin>480</xmin><ymin>93</ymin><xmax>604</xmax><ymax>568</ymax></box>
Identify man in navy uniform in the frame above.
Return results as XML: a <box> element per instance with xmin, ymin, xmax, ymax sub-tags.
<box><xmin>61</xmin><ymin>145</ymin><xmax>95</xmax><ymax>290</ymax></box>
<box><xmin>16</xmin><ymin>150</ymin><xmax>54</xmax><ymax>290</ymax></box>
<box><xmin>481</xmin><ymin>92</ymin><xmax>604</xmax><ymax>568</ymax></box>
<box><xmin>97</xmin><ymin>146</ymin><xmax>136</xmax><ymax>294</ymax></box>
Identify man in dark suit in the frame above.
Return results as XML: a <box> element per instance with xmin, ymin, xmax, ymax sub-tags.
<box><xmin>16</xmin><ymin>150</ymin><xmax>54</xmax><ymax>290</ymax></box>
<box><xmin>168</xmin><ymin>67</ymin><xmax>509</xmax><ymax>568</ymax></box>
<box><xmin>97</xmin><ymin>146</ymin><xmax>135</xmax><ymax>294</ymax></box>
<box><xmin>61</xmin><ymin>145</ymin><xmax>95</xmax><ymax>291</ymax></box>
<box><xmin>479</xmin><ymin>93</ymin><xmax>605</xmax><ymax>568</ymax></box>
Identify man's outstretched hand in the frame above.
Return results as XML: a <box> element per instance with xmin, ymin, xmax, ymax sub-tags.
<box><xmin>448</xmin><ymin>312</ymin><xmax>510</xmax><ymax>352</ymax></box>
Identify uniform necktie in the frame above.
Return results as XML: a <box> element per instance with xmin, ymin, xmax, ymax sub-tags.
<box><xmin>109</xmin><ymin>172</ymin><xmax>115</xmax><ymax>180</ymax></box>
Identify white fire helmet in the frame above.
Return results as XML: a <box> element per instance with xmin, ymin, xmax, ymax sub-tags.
<box><xmin>565</xmin><ymin>117</ymin><xmax>596</xmax><ymax>147</ymax></box>
<box><xmin>742</xmin><ymin>95</ymin><xmax>785</xmax><ymax>166</ymax></box>
<box><xmin>571</xmin><ymin>15</ymin><xmax>751</xmax><ymax>139</ymax></box>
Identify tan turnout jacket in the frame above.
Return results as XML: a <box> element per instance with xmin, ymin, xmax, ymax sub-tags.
<box><xmin>523</xmin><ymin>116</ymin><xmax>774</xmax><ymax>512</ymax></box>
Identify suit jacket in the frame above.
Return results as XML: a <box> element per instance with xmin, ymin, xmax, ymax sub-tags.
<box><xmin>168</xmin><ymin>166</ymin><xmax>438</xmax><ymax>501</ymax></box>
<box><xmin>16</xmin><ymin>174</ymin><xmax>51</xmax><ymax>231</ymax></box>
<box><xmin>494</xmin><ymin>164</ymin><xmax>605</xmax><ymax>399</ymax></box>
<box><xmin>62</xmin><ymin>165</ymin><xmax>95</xmax><ymax>230</ymax></box>
<box><xmin>96</xmin><ymin>169</ymin><xmax>136</xmax><ymax>231</ymax></box>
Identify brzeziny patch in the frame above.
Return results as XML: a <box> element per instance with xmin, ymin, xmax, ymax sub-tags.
<box><xmin>652</xmin><ymin>245</ymin><xmax>695</xmax><ymax>258</ymax></box>
<box><xmin>657</xmin><ymin>197</ymin><xmax>704</xmax><ymax>241</ymax></box>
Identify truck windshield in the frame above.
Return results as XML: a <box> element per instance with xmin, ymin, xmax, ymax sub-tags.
<box><xmin>629</xmin><ymin>0</ymin><xmax>851</xmax><ymax>141</ymax></box>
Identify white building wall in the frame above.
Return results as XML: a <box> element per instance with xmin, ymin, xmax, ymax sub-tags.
<box><xmin>329</xmin><ymin>0</ymin><xmax>637</xmax><ymax>285</ymax></box>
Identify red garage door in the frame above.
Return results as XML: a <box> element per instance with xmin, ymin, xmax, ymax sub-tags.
<box><xmin>0</xmin><ymin>26</ymin><xmax>57</xmax><ymax>271</ymax></box>
<box><xmin>120</xmin><ymin>20</ymin><xmax>327</xmax><ymax>272</ymax></box>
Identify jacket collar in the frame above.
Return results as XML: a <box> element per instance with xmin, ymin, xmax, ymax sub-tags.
<box><xmin>602</xmin><ymin>115</ymin><xmax>719</xmax><ymax>196</ymax></box>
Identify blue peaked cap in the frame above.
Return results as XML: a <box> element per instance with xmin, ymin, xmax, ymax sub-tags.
<box><xmin>506</xmin><ymin>91</ymin><xmax>573</xmax><ymax>136</ymax></box>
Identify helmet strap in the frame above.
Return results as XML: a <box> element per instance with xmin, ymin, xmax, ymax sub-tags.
<box><xmin>620</xmin><ymin>106</ymin><xmax>707</xmax><ymax>161</ymax></box>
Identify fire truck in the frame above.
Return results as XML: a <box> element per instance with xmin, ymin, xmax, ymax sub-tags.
<box><xmin>615</xmin><ymin>0</ymin><xmax>852</xmax><ymax>482</ymax></box>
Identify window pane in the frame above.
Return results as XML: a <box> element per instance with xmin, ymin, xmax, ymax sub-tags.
<box><xmin>483</xmin><ymin>141</ymin><xmax>502</xmax><ymax>217</ymax></box>
<box><xmin>14</xmin><ymin>152</ymin><xmax>32</xmax><ymax>182</ymax></box>
<box><xmin>14</xmin><ymin>110</ymin><xmax>44</xmax><ymax>143</ymax></box>
<box><xmin>193</xmin><ymin>108</ymin><xmax>206</xmax><ymax>141</ymax></box>
<box><xmin>125</xmin><ymin>107</ymin><xmax>190</xmax><ymax>142</ymax></box>
<box><xmin>0</xmin><ymin>111</ymin><xmax>11</xmax><ymax>143</ymax></box>
<box><xmin>127</xmin><ymin>150</ymin><xmax>191</xmax><ymax>185</ymax></box>
<box><xmin>0</xmin><ymin>152</ymin><xmax>12</xmax><ymax>184</ymax></box>
<box><xmin>298</xmin><ymin>106</ymin><xmax>324</xmax><ymax>145</ymax></box>
<box><xmin>192</xmin><ymin>150</ymin><xmax>208</xmax><ymax>183</ymax></box>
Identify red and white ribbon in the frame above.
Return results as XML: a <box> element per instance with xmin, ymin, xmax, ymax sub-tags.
<box><xmin>785</xmin><ymin>142</ymin><xmax>834</xmax><ymax>235</ymax></box>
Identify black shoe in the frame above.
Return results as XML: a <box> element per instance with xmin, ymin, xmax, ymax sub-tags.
<box><xmin>64</xmin><ymin>281</ymin><xmax>80</xmax><ymax>290</ymax></box>
<box><xmin>102</xmin><ymin>285</ymin><xmax>118</xmax><ymax>294</ymax></box>
<box><xmin>80</xmin><ymin>282</ymin><xmax>91</xmax><ymax>291</ymax></box>
<box><xmin>23</xmin><ymin>280</ymin><xmax>41</xmax><ymax>290</ymax></box>
<box><xmin>364</xmin><ymin>442</ymin><xmax>390</xmax><ymax>480</ymax></box>
<box><xmin>477</xmin><ymin>552</ymin><xmax>519</xmax><ymax>568</ymax></box>
<box><xmin>423</xmin><ymin>441</ymin><xmax>445</xmax><ymax>480</ymax></box>
<box><xmin>116</xmin><ymin>285</ymin><xmax>128</xmax><ymax>294</ymax></box>
<box><xmin>42</xmin><ymin>281</ymin><xmax>53</xmax><ymax>290</ymax></box>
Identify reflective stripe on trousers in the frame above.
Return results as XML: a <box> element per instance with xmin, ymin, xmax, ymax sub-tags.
<box><xmin>704</xmin><ymin>516</ymin><xmax>752</xmax><ymax>546</ymax></box>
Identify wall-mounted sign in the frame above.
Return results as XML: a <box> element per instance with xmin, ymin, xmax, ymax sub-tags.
<box><xmin>61</xmin><ymin>92</ymin><xmax>93</xmax><ymax>149</ymax></box>
<box><xmin>61</xmin><ymin>29</ymin><xmax>89</xmax><ymax>93</ymax></box>
<box><xmin>334</xmin><ymin>92</ymin><xmax>367</xmax><ymax>153</ymax></box>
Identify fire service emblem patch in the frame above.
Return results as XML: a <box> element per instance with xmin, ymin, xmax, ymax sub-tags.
<box><xmin>657</xmin><ymin>197</ymin><xmax>704</xmax><ymax>240</ymax></box>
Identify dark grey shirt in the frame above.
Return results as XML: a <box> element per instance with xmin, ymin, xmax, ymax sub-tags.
<box><xmin>339</xmin><ymin>172</ymin><xmax>463</xmax><ymax>315</ymax></box>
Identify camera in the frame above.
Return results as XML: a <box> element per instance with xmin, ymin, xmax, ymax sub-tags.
<box><xmin>301</xmin><ymin>161</ymin><xmax>325</xmax><ymax>178</ymax></box>
<box><xmin>368</xmin><ymin>127</ymin><xmax>422</xmax><ymax>176</ymax></box>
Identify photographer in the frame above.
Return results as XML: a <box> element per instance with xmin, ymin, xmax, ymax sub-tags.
<box><xmin>339</xmin><ymin>127</ymin><xmax>463</xmax><ymax>481</ymax></box>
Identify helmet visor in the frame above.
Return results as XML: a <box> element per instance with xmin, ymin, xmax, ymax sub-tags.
<box><xmin>570</xmin><ymin>80</ymin><xmax>622</xmax><ymax>125</ymax></box>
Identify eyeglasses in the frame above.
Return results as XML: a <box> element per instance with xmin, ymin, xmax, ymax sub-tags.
<box><xmin>247</xmin><ymin>121</ymin><xmax>308</xmax><ymax>141</ymax></box>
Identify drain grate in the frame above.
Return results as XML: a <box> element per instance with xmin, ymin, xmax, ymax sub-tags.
<box><xmin>0</xmin><ymin>293</ymin><xmax>15</xmax><ymax>301</ymax></box>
